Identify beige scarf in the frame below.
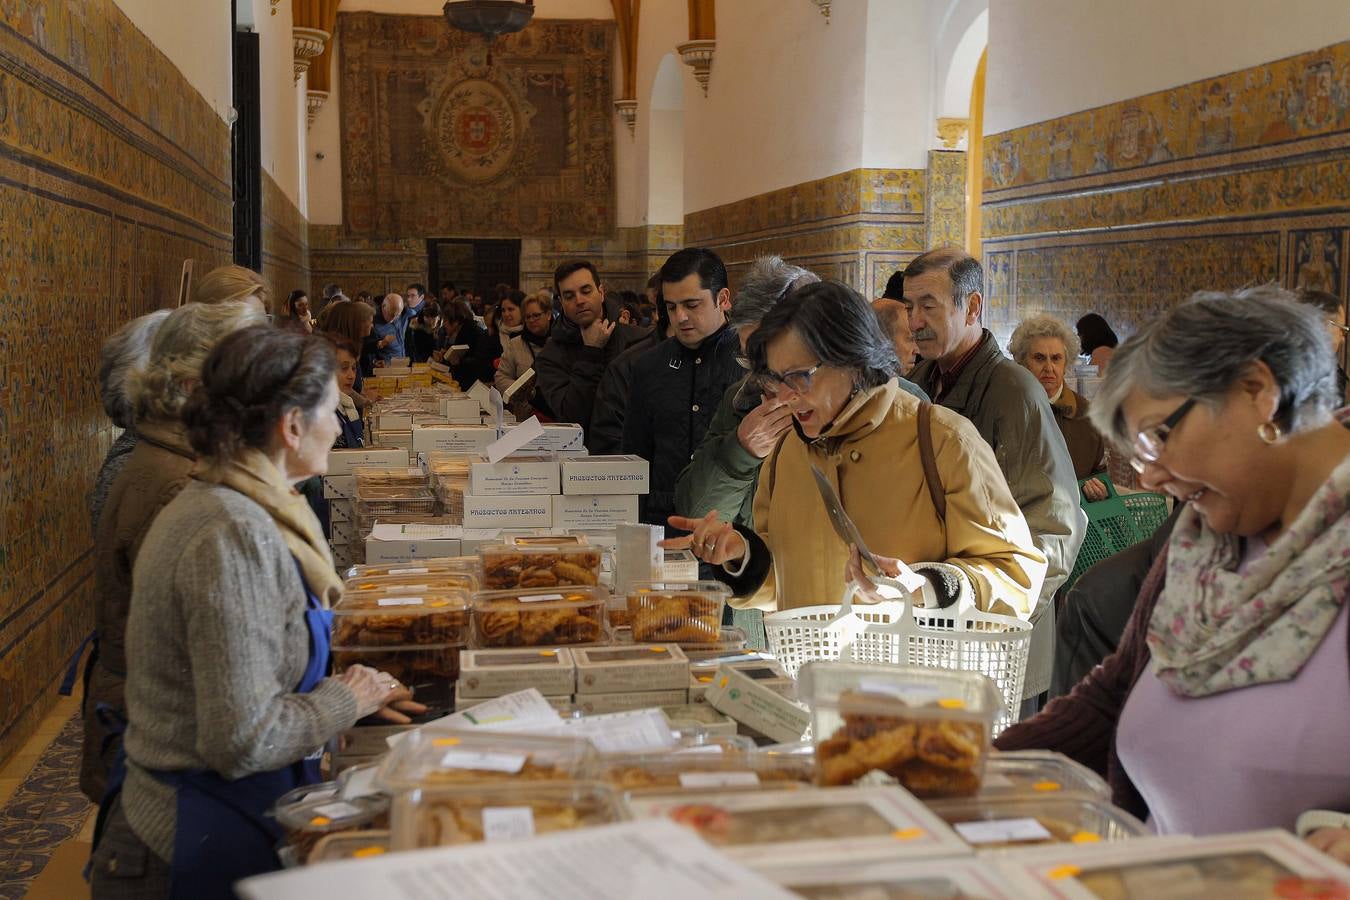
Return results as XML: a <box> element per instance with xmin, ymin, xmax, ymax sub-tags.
<box><xmin>195</xmin><ymin>448</ymin><xmax>344</xmax><ymax>608</ymax></box>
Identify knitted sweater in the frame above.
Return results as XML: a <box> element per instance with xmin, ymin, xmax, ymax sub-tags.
<box><xmin>121</xmin><ymin>481</ymin><xmax>359</xmax><ymax>862</ymax></box>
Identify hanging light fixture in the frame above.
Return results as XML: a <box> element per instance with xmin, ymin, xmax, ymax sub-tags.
<box><xmin>443</xmin><ymin>1</ymin><xmax>535</xmax><ymax>40</ymax></box>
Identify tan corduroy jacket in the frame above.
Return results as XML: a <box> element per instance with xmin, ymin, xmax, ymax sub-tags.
<box><xmin>737</xmin><ymin>380</ymin><xmax>1047</xmax><ymax>615</ymax></box>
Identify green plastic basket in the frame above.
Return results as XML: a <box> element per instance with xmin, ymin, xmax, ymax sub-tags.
<box><xmin>1121</xmin><ymin>491</ymin><xmax>1170</xmax><ymax>539</ymax></box>
<box><xmin>1065</xmin><ymin>474</ymin><xmax>1147</xmax><ymax>590</ymax></box>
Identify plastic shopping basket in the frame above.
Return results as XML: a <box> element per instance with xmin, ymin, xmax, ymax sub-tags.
<box><xmin>1066</xmin><ymin>474</ymin><xmax>1169</xmax><ymax>590</ymax></box>
<box><xmin>764</xmin><ymin>579</ymin><xmax>1032</xmax><ymax>733</ymax></box>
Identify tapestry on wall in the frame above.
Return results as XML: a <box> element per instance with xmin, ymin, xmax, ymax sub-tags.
<box><xmin>339</xmin><ymin>12</ymin><xmax>615</xmax><ymax>237</ymax></box>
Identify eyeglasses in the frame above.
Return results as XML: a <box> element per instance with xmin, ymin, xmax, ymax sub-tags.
<box><xmin>1329</xmin><ymin>318</ymin><xmax>1350</xmax><ymax>336</ymax></box>
<box><xmin>755</xmin><ymin>363</ymin><xmax>822</xmax><ymax>395</ymax></box>
<box><xmin>1129</xmin><ymin>398</ymin><xmax>1196</xmax><ymax>473</ymax></box>
<box><xmin>734</xmin><ymin>355</ymin><xmax>752</xmax><ymax>370</ymax></box>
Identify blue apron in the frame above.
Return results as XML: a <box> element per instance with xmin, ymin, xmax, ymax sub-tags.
<box><xmin>94</xmin><ymin>561</ymin><xmax>332</xmax><ymax>899</ymax></box>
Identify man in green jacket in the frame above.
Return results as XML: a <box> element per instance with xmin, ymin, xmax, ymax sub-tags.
<box><xmin>904</xmin><ymin>248</ymin><xmax>1087</xmax><ymax>715</ymax></box>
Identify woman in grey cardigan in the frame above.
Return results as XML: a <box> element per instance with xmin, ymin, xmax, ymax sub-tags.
<box><xmin>91</xmin><ymin>326</ymin><xmax>422</xmax><ymax>900</ymax></box>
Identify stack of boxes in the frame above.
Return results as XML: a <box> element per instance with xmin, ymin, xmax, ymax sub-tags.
<box><xmin>456</xmin><ymin>453</ymin><xmax>650</xmax><ymax>532</ymax></box>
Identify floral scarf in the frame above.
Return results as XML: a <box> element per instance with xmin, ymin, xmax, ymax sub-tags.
<box><xmin>1147</xmin><ymin>440</ymin><xmax>1350</xmax><ymax>697</ymax></box>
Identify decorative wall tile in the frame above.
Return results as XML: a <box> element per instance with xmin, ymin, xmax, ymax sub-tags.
<box><xmin>925</xmin><ymin>150</ymin><xmax>966</xmax><ymax>251</ymax></box>
<box><xmin>262</xmin><ymin>173</ymin><xmax>310</xmax><ymax>301</ymax></box>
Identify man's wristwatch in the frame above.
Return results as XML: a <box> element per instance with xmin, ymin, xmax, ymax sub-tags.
<box><xmin>1296</xmin><ymin>809</ymin><xmax>1350</xmax><ymax>838</ymax></box>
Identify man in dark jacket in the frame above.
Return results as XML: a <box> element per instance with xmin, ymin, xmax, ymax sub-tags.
<box><xmin>589</xmin><ymin>300</ymin><xmax>671</xmax><ymax>454</ymax></box>
<box><xmin>904</xmin><ymin>248</ymin><xmax>1086</xmax><ymax>712</ymax></box>
<box><xmin>535</xmin><ymin>260</ymin><xmax>651</xmax><ymax>435</ymax></box>
<box><xmin>622</xmin><ymin>249</ymin><xmax>745</xmax><ymax>528</ymax></box>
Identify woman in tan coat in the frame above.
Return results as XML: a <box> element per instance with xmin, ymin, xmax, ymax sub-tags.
<box><xmin>666</xmin><ymin>281</ymin><xmax>1046</xmax><ymax>616</ymax></box>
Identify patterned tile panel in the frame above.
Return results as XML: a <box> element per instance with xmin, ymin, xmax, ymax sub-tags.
<box><xmin>0</xmin><ymin>713</ymin><xmax>91</xmax><ymax>897</ymax></box>
<box><xmin>262</xmin><ymin>172</ymin><xmax>311</xmax><ymax>302</ymax></box>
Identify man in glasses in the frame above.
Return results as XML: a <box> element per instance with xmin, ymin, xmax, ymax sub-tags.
<box><xmin>619</xmin><ymin>248</ymin><xmax>745</xmax><ymax>528</ymax></box>
<box><xmin>904</xmin><ymin>247</ymin><xmax>1085</xmax><ymax>716</ymax></box>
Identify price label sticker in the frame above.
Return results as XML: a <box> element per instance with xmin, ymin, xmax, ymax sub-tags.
<box><xmin>309</xmin><ymin>801</ymin><xmax>363</xmax><ymax>822</ymax></box>
<box><xmin>519</xmin><ymin>593</ymin><xmax>564</xmax><ymax>603</ymax></box>
<box><xmin>439</xmin><ymin>749</ymin><xmax>527</xmax><ymax>773</ymax></box>
<box><xmin>388</xmin><ymin>567</ymin><xmax>429</xmax><ymax>576</ymax></box>
<box><xmin>482</xmin><ymin>806</ymin><xmax>535</xmax><ymax>841</ymax></box>
<box><xmin>892</xmin><ymin>828</ymin><xmax>927</xmax><ymax>841</ymax></box>
<box><xmin>954</xmin><ymin>818</ymin><xmax>1053</xmax><ymax>845</ymax></box>
<box><xmin>1048</xmin><ymin>865</ymin><xmax>1082</xmax><ymax>881</ymax></box>
<box><xmin>677</xmin><ymin>771</ymin><xmax>759</xmax><ymax>789</ymax></box>
<box><xmin>352</xmin><ymin>846</ymin><xmax>386</xmax><ymax>858</ymax></box>
<box><xmin>377</xmin><ymin>596</ymin><xmax>424</xmax><ymax>607</ymax></box>
<box><xmin>1033</xmin><ymin>780</ymin><xmax>1063</xmax><ymax>792</ymax></box>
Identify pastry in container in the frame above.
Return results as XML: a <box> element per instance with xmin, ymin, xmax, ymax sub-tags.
<box><xmin>980</xmin><ymin>750</ymin><xmax>1111</xmax><ymax>800</ymax></box>
<box><xmin>798</xmin><ymin>661</ymin><xmax>1002</xmax><ymax>798</ymax></box>
<box><xmin>376</xmin><ymin>729</ymin><xmax>598</xmax><ymax>791</ymax></box>
<box><xmin>597</xmin><ymin>749</ymin><xmax>814</xmax><ymax>793</ymax></box>
<box><xmin>270</xmin><ymin>786</ymin><xmax>390</xmax><ymax>865</ymax></box>
<box><xmin>354</xmin><ymin>486</ymin><xmax>438</xmax><ymax>517</ymax></box>
<box><xmin>342</xmin><ymin>572</ymin><xmax>478</xmax><ymax>596</ymax></box>
<box><xmin>471</xmin><ymin>586</ymin><xmax>607</xmax><ymax>647</ymax></box>
<box><xmin>390</xmin><ymin>781</ymin><xmax>624</xmax><ymax>850</ymax></box>
<box><xmin>929</xmin><ymin>794</ymin><xmax>1148</xmax><ymax>851</ymax></box>
<box><xmin>478</xmin><ymin>540</ymin><xmax>602</xmax><ymax>590</ymax></box>
<box><xmin>343</xmin><ymin>557</ymin><xmax>478</xmax><ymax>581</ymax></box>
<box><xmin>307</xmin><ymin>829</ymin><xmax>391</xmax><ymax>864</ymax></box>
<box><xmin>351</xmin><ymin>465</ymin><xmax>427</xmax><ymax>490</ymax></box>
<box><xmin>331</xmin><ymin>587</ymin><xmax>471</xmax><ymax>646</ymax></box>
<box><xmin>626</xmin><ymin>581</ymin><xmax>729</xmax><ymax>644</ymax></box>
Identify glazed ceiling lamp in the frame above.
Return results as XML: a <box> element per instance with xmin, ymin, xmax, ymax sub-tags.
<box><xmin>443</xmin><ymin>0</ymin><xmax>535</xmax><ymax>62</ymax></box>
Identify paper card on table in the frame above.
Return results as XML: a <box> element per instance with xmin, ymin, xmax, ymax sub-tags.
<box><xmin>438</xmin><ymin>749</ymin><xmax>527</xmax><ymax>774</ymax></box>
<box><xmin>235</xmin><ymin>820</ymin><xmax>800</xmax><ymax>900</ymax></box>
<box><xmin>678</xmin><ymin>771</ymin><xmax>759</xmax><ymax>789</ymax></box>
<box><xmin>467</xmin><ymin>379</ymin><xmax>493</xmax><ymax>414</ymax></box>
<box><xmin>489</xmin><ymin>387</ymin><xmax>505</xmax><ymax>430</ymax></box>
<box><xmin>954</xmin><ymin>817</ymin><xmax>1053</xmax><ymax>845</ymax></box>
<box><xmin>485</xmin><ymin>416</ymin><xmax>545</xmax><ymax>464</ymax></box>
<box><xmin>503</xmin><ymin>368</ymin><xmax>535</xmax><ymax>404</ymax></box>
<box><xmin>553</xmin><ymin>708</ymin><xmax>677</xmax><ymax>753</ymax></box>
<box><xmin>339</xmin><ymin>766</ymin><xmax>380</xmax><ymax>801</ymax></box>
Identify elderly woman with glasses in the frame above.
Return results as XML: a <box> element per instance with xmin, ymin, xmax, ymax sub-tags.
<box><xmin>664</xmin><ymin>281</ymin><xmax>1046</xmax><ymax>617</ymax></box>
<box><xmin>997</xmin><ymin>287</ymin><xmax>1350</xmax><ymax>860</ymax></box>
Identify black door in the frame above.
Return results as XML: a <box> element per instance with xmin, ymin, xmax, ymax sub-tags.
<box><xmin>426</xmin><ymin>239</ymin><xmax>522</xmax><ymax>299</ymax></box>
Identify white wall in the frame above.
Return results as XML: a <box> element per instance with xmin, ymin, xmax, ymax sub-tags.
<box><xmin>244</xmin><ymin>0</ymin><xmax>306</xmax><ymax>210</ymax></box>
<box><xmin>986</xmin><ymin>0</ymin><xmax>1350</xmax><ymax>134</ymax></box>
<box><xmin>307</xmin><ymin>37</ymin><xmax>345</xmax><ymax>226</ymax></box>
<box><xmin>112</xmin><ymin>0</ymin><xmax>233</xmax><ymax>122</ymax></box>
<box><xmin>862</xmin><ymin>0</ymin><xmax>938</xmax><ymax>168</ymax></box>
<box><xmin>646</xmin><ymin>54</ymin><xmax>685</xmax><ymax>225</ymax></box>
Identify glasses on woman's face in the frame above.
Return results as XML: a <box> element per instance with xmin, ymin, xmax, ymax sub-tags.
<box><xmin>1329</xmin><ymin>318</ymin><xmax>1350</xmax><ymax>336</ymax></box>
<box><xmin>1130</xmin><ymin>397</ymin><xmax>1197</xmax><ymax>474</ymax></box>
<box><xmin>755</xmin><ymin>363</ymin><xmax>822</xmax><ymax>396</ymax></box>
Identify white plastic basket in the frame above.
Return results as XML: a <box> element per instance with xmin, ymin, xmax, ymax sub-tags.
<box><xmin>764</xmin><ymin>579</ymin><xmax>1033</xmax><ymax>733</ymax></box>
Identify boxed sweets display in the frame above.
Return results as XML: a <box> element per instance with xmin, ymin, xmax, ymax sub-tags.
<box><xmin>363</xmin><ymin>523</ymin><xmax>462</xmax><ymax>563</ymax></box>
<box><xmin>690</xmin><ymin>659</ymin><xmax>792</xmax><ymax>704</ymax></box>
<box><xmin>457</xmin><ymin>647</ymin><xmax>579</xmax><ymax>699</ymax></box>
<box><xmin>573</xmin><ymin>690</ymin><xmax>691</xmax><ymax>716</ymax></box>
<box><xmin>660</xmin><ymin>704</ymin><xmax>740</xmax><ymax>738</ymax></box>
<box><xmin>412</xmin><ymin>423</ymin><xmax>499</xmax><ymax>456</ymax></box>
<box><xmin>799</xmin><ymin>661</ymin><xmax>1001</xmax><ymax>798</ymax></box>
<box><xmin>468</xmin><ymin>453</ymin><xmax>561</xmax><ymax>496</ymax></box>
<box><xmin>704</xmin><ymin>664</ymin><xmax>811</xmax><ymax>745</ymax></box>
<box><xmin>572</xmin><ymin>644</ymin><xmax>690</xmax><ymax>693</ymax></box>
<box><xmin>478</xmin><ymin>537</ymin><xmax>602</xmax><ymax>589</ymax></box>
<box><xmin>375</xmin><ymin>729</ymin><xmax>598</xmax><ymax>791</ymax></box>
<box><xmin>453</xmin><ymin>688</ymin><xmax>574</xmax><ymax>713</ymax></box>
<box><xmin>471</xmin><ymin>586</ymin><xmax>608</xmax><ymax>648</ymax></box>
<box><xmin>559</xmin><ymin>455</ymin><xmax>651</xmax><ymax>495</ymax></box>
<box><xmin>662</xmin><ymin>548</ymin><xmax>700</xmax><ymax>581</ymax></box>
<box><xmin>390</xmin><ymin>781</ymin><xmax>625</xmax><ymax>850</ymax></box>
<box><xmin>327</xmin><ymin>447</ymin><xmax>410</xmax><ymax>476</ymax></box>
<box><xmin>626</xmin><ymin>581</ymin><xmax>729</xmax><ymax>644</ymax></box>
<box><xmin>462</xmin><ymin>493</ymin><xmax>555</xmax><ymax>529</ymax></box>
<box><xmin>331</xmin><ymin>587</ymin><xmax>471</xmax><ymax>646</ymax></box>
<box><xmin>512</xmin><ymin>422</ymin><xmax>586</xmax><ymax>454</ymax></box>
<box><xmin>929</xmin><ymin>794</ymin><xmax>1149</xmax><ymax>850</ymax></box>
<box><xmin>551</xmin><ymin>493</ymin><xmax>640</xmax><ymax>529</ymax></box>
<box><xmin>622</xmin><ymin>785</ymin><xmax>968</xmax><ymax>868</ymax></box>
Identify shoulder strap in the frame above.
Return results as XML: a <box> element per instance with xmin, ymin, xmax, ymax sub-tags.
<box><xmin>917</xmin><ymin>401</ymin><xmax>947</xmax><ymax>520</ymax></box>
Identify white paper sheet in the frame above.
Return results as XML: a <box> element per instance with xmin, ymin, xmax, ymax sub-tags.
<box><xmin>389</xmin><ymin>689</ymin><xmax>565</xmax><ymax>748</ymax></box>
<box><xmin>550</xmin><ymin>708</ymin><xmax>677</xmax><ymax>753</ymax></box>
<box><xmin>235</xmin><ymin>820</ymin><xmax>799</xmax><ymax>900</ymax></box>
<box><xmin>486</xmin><ymin>416</ymin><xmax>546</xmax><ymax>463</ymax></box>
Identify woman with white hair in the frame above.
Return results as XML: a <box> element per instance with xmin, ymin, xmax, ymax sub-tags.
<box><xmin>1009</xmin><ymin>314</ymin><xmax>1108</xmax><ymax>500</ymax></box>
<box><xmin>997</xmin><ymin>287</ymin><xmax>1350</xmax><ymax>860</ymax></box>
<box><xmin>81</xmin><ymin>301</ymin><xmax>267</xmax><ymax>805</ymax></box>
<box><xmin>90</xmin><ymin>310</ymin><xmax>171</xmax><ymax>532</ymax></box>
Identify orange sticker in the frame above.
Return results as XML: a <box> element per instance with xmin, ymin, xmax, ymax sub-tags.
<box><xmin>937</xmin><ymin>698</ymin><xmax>966</xmax><ymax>710</ymax></box>
<box><xmin>891</xmin><ymin>828</ymin><xmax>926</xmax><ymax>841</ymax></box>
<box><xmin>649</xmin><ymin>647</ymin><xmax>667</xmax><ymax>653</ymax></box>
<box><xmin>538</xmin><ymin>650</ymin><xmax>557</xmax><ymax>656</ymax></box>
<box><xmin>1048</xmin><ymin>865</ymin><xmax>1082</xmax><ymax>880</ymax></box>
<box><xmin>432</xmin><ymin>737</ymin><xmax>462</xmax><ymax>747</ymax></box>
<box><xmin>310</xmin><ymin>816</ymin><xmax>332</xmax><ymax>827</ymax></box>
<box><xmin>697</xmin><ymin>676</ymin><xmax>713</xmax><ymax>683</ymax></box>
<box><xmin>352</xmin><ymin>846</ymin><xmax>386</xmax><ymax>858</ymax></box>
<box><xmin>718</xmin><ymin>677</ymin><xmax>729</xmax><ymax>688</ymax></box>
<box><xmin>1070</xmin><ymin>832</ymin><xmax>1101</xmax><ymax>844</ymax></box>
<box><xmin>1033</xmin><ymin>780</ymin><xmax>1062</xmax><ymax>792</ymax></box>
<box><xmin>427</xmin><ymin>600</ymin><xmax>448</xmax><ymax>608</ymax></box>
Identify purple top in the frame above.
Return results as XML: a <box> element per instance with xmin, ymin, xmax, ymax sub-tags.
<box><xmin>1117</xmin><ymin>600</ymin><xmax>1350</xmax><ymax>835</ymax></box>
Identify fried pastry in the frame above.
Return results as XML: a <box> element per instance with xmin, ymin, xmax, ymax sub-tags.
<box><xmin>480</xmin><ymin>548</ymin><xmax>603</xmax><ymax>590</ymax></box>
<box><xmin>628</xmin><ymin>591</ymin><xmax>723</xmax><ymax>643</ymax></box>
<box><xmin>473</xmin><ymin>590</ymin><xmax>605</xmax><ymax>647</ymax></box>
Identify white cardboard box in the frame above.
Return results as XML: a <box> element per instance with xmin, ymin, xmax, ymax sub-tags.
<box><xmin>560</xmin><ymin>455</ymin><xmax>651</xmax><ymax>495</ymax></box>
<box><xmin>330</xmin><ymin>519</ymin><xmax>357</xmax><ymax>547</ymax></box>
<box><xmin>573</xmin><ymin>645</ymin><xmax>690</xmax><ymax>694</ymax></box>
<box><xmin>328</xmin><ymin>448</ymin><xmax>410</xmax><ymax>476</ymax></box>
<box><xmin>458</xmin><ymin>647</ymin><xmax>578</xmax><ymax>698</ymax></box>
<box><xmin>514</xmin><ymin>423</ymin><xmax>586</xmax><ymax>454</ymax></box>
<box><xmin>412</xmin><ymin>424</ymin><xmax>500</xmax><ymax>456</ymax></box>
<box><xmin>573</xmin><ymin>689</ymin><xmax>688</xmax><ymax>715</ymax></box>
<box><xmin>329</xmin><ymin>499</ymin><xmax>354</xmax><ymax>525</ymax></box>
<box><xmin>704</xmin><ymin>664</ymin><xmax>810</xmax><ymax>744</ymax></box>
<box><xmin>552</xmin><ymin>494</ymin><xmax>640</xmax><ymax>530</ymax></box>
<box><xmin>441</xmin><ymin>396</ymin><xmax>482</xmax><ymax>422</ymax></box>
<box><xmin>453</xmin><ymin>688</ymin><xmax>574</xmax><ymax>713</ymax></box>
<box><xmin>378</xmin><ymin>430</ymin><xmax>413</xmax><ymax>451</ymax></box>
<box><xmin>374</xmin><ymin>412</ymin><xmax>413</xmax><ymax>431</ymax></box>
<box><xmin>322</xmin><ymin>475</ymin><xmax>356</xmax><ymax>500</ymax></box>
<box><xmin>468</xmin><ymin>455</ymin><xmax>561</xmax><ymax>496</ymax></box>
<box><xmin>363</xmin><ymin>523</ymin><xmax>463</xmax><ymax>563</ymax></box>
<box><xmin>462</xmin><ymin>494</ymin><xmax>554</xmax><ymax>530</ymax></box>
<box><xmin>662</xmin><ymin>549</ymin><xmax>700</xmax><ymax>582</ymax></box>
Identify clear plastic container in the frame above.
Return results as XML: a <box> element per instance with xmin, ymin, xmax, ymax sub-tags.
<box><xmin>355</xmin><ymin>485</ymin><xmax>438</xmax><ymax>516</ymax></box>
<box><xmin>271</xmin><ymin>786</ymin><xmax>390</xmax><ymax>864</ymax></box>
<box><xmin>330</xmin><ymin>644</ymin><xmax>461</xmax><ymax>685</ymax></box>
<box><xmin>343</xmin><ymin>557</ymin><xmax>478</xmax><ymax>581</ymax></box>
<box><xmin>798</xmin><ymin>662</ymin><xmax>1002</xmax><ymax>798</ymax></box>
<box><xmin>332</xmin><ymin>588</ymin><xmax>471</xmax><ymax>646</ymax></box>
<box><xmin>376</xmin><ymin>729</ymin><xmax>598</xmax><ymax>790</ymax></box>
<box><xmin>390</xmin><ymin>781</ymin><xmax>624</xmax><ymax>849</ymax></box>
<box><xmin>471</xmin><ymin>586</ymin><xmax>608</xmax><ymax>647</ymax></box>
<box><xmin>597</xmin><ymin>750</ymin><xmax>813</xmax><ymax>793</ymax></box>
<box><xmin>928</xmin><ymin>795</ymin><xmax>1149</xmax><ymax>849</ymax></box>
<box><xmin>308</xmin><ymin>829</ymin><xmax>391</xmax><ymax>864</ymax></box>
<box><xmin>352</xmin><ymin>466</ymin><xmax>428</xmax><ymax>489</ymax></box>
<box><xmin>478</xmin><ymin>541</ymin><xmax>603</xmax><ymax>590</ymax></box>
<box><xmin>980</xmin><ymin>750</ymin><xmax>1111</xmax><ymax>800</ymax></box>
<box><xmin>626</xmin><ymin>581</ymin><xmax>729</xmax><ymax>644</ymax></box>
<box><xmin>342</xmin><ymin>571</ymin><xmax>478</xmax><ymax>595</ymax></box>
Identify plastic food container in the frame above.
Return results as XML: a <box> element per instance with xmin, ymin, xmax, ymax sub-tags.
<box><xmin>478</xmin><ymin>541</ymin><xmax>603</xmax><ymax>590</ymax></box>
<box><xmin>332</xmin><ymin>588</ymin><xmax>471</xmax><ymax>646</ymax></box>
<box><xmin>355</xmin><ymin>486</ymin><xmax>438</xmax><ymax>516</ymax></box>
<box><xmin>330</xmin><ymin>644</ymin><xmax>462</xmax><ymax>686</ymax></box>
<box><xmin>351</xmin><ymin>466</ymin><xmax>428</xmax><ymax>489</ymax></box>
<box><xmin>471</xmin><ymin>586</ymin><xmax>608</xmax><ymax>647</ymax></box>
<box><xmin>271</xmin><ymin>786</ymin><xmax>390</xmax><ymax>864</ymax></box>
<box><xmin>931</xmin><ymin>795</ymin><xmax>1149</xmax><ymax>850</ymax></box>
<box><xmin>980</xmin><ymin>750</ymin><xmax>1111</xmax><ymax>800</ymax></box>
<box><xmin>626</xmin><ymin>581</ymin><xmax>729</xmax><ymax>644</ymax></box>
<box><xmin>343</xmin><ymin>557</ymin><xmax>478</xmax><ymax>581</ymax></box>
<box><xmin>596</xmin><ymin>750</ymin><xmax>814</xmax><ymax>793</ymax></box>
<box><xmin>605</xmin><ymin>594</ymin><xmax>631</xmax><ymax>629</ymax></box>
<box><xmin>775</xmin><ymin>859</ymin><xmax>1021</xmax><ymax>899</ymax></box>
<box><xmin>342</xmin><ymin>572</ymin><xmax>478</xmax><ymax>596</ymax></box>
<box><xmin>376</xmin><ymin>729</ymin><xmax>598</xmax><ymax>791</ymax></box>
<box><xmin>390</xmin><ymin>781</ymin><xmax>624</xmax><ymax>849</ymax></box>
<box><xmin>798</xmin><ymin>662</ymin><xmax>1002</xmax><ymax>798</ymax></box>
<box><xmin>307</xmin><ymin>829</ymin><xmax>391</xmax><ymax>864</ymax></box>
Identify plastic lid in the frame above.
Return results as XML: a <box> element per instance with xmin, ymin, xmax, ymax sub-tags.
<box><xmin>980</xmin><ymin>751</ymin><xmax>1111</xmax><ymax>800</ymax></box>
<box><xmin>376</xmin><ymin>729</ymin><xmax>598</xmax><ymax>791</ymax></box>
<box><xmin>308</xmin><ymin>829</ymin><xmax>392</xmax><ymax>863</ymax></box>
<box><xmin>929</xmin><ymin>795</ymin><xmax>1149</xmax><ymax>848</ymax></box>
<box><xmin>343</xmin><ymin>557</ymin><xmax>477</xmax><ymax>580</ymax></box>
<box><xmin>335</xmin><ymin>587</ymin><xmax>471</xmax><ymax>613</ymax></box>
<box><xmin>390</xmin><ymin>781</ymin><xmax>622</xmax><ymax>850</ymax></box>
<box><xmin>471</xmin><ymin>586</ymin><xmax>609</xmax><ymax>608</ymax></box>
<box><xmin>800</xmin><ymin>661</ymin><xmax>1004</xmax><ymax>716</ymax></box>
<box><xmin>343</xmin><ymin>572</ymin><xmax>478</xmax><ymax>594</ymax></box>
<box><xmin>272</xmin><ymin>790</ymin><xmax>389</xmax><ymax>833</ymax></box>
<box><xmin>628</xmin><ymin>580</ymin><xmax>732</xmax><ymax>598</ymax></box>
<box><xmin>597</xmin><ymin>750</ymin><xmax>814</xmax><ymax>793</ymax></box>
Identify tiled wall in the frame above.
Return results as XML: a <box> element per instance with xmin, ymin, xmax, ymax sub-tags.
<box><xmin>981</xmin><ymin>40</ymin><xmax>1350</xmax><ymax>346</ymax></box>
<box><xmin>262</xmin><ymin>173</ymin><xmax>311</xmax><ymax>303</ymax></box>
<box><xmin>683</xmin><ymin>168</ymin><xmax>927</xmax><ymax>299</ymax></box>
<box><xmin>0</xmin><ymin>1</ymin><xmax>232</xmax><ymax>763</ymax></box>
<box><xmin>307</xmin><ymin>227</ymin><xmax>425</xmax><ymax>301</ymax></box>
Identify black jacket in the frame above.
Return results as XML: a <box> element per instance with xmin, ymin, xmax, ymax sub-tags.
<box><xmin>445</xmin><ymin>320</ymin><xmax>497</xmax><ymax>390</ymax></box>
<box><xmin>535</xmin><ymin>300</ymin><xmax>652</xmax><ymax>432</ymax></box>
<box><xmin>621</xmin><ymin>325</ymin><xmax>745</xmax><ymax>528</ymax></box>
<box><xmin>588</xmin><ymin>330</ymin><xmax>663</xmax><ymax>454</ymax></box>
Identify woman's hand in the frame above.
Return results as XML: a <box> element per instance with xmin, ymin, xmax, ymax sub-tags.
<box><xmin>367</xmin><ymin>690</ymin><xmax>427</xmax><ymax>725</ymax></box>
<box><xmin>1082</xmin><ymin>477</ymin><xmax>1109</xmax><ymax>502</ymax></box>
<box><xmin>1306</xmin><ymin>827</ymin><xmax>1350</xmax><ymax>864</ymax></box>
<box><xmin>662</xmin><ymin>511</ymin><xmax>747</xmax><ymax>567</ymax></box>
<box><xmin>335</xmin><ymin>665</ymin><xmax>405</xmax><ymax>719</ymax></box>
<box><xmin>846</xmin><ymin>544</ymin><xmax>904</xmax><ymax>603</ymax></box>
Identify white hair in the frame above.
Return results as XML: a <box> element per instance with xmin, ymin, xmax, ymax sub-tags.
<box><xmin>98</xmin><ymin>310</ymin><xmax>171</xmax><ymax>429</ymax></box>
<box><xmin>1009</xmin><ymin>314</ymin><xmax>1081</xmax><ymax>365</ymax></box>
